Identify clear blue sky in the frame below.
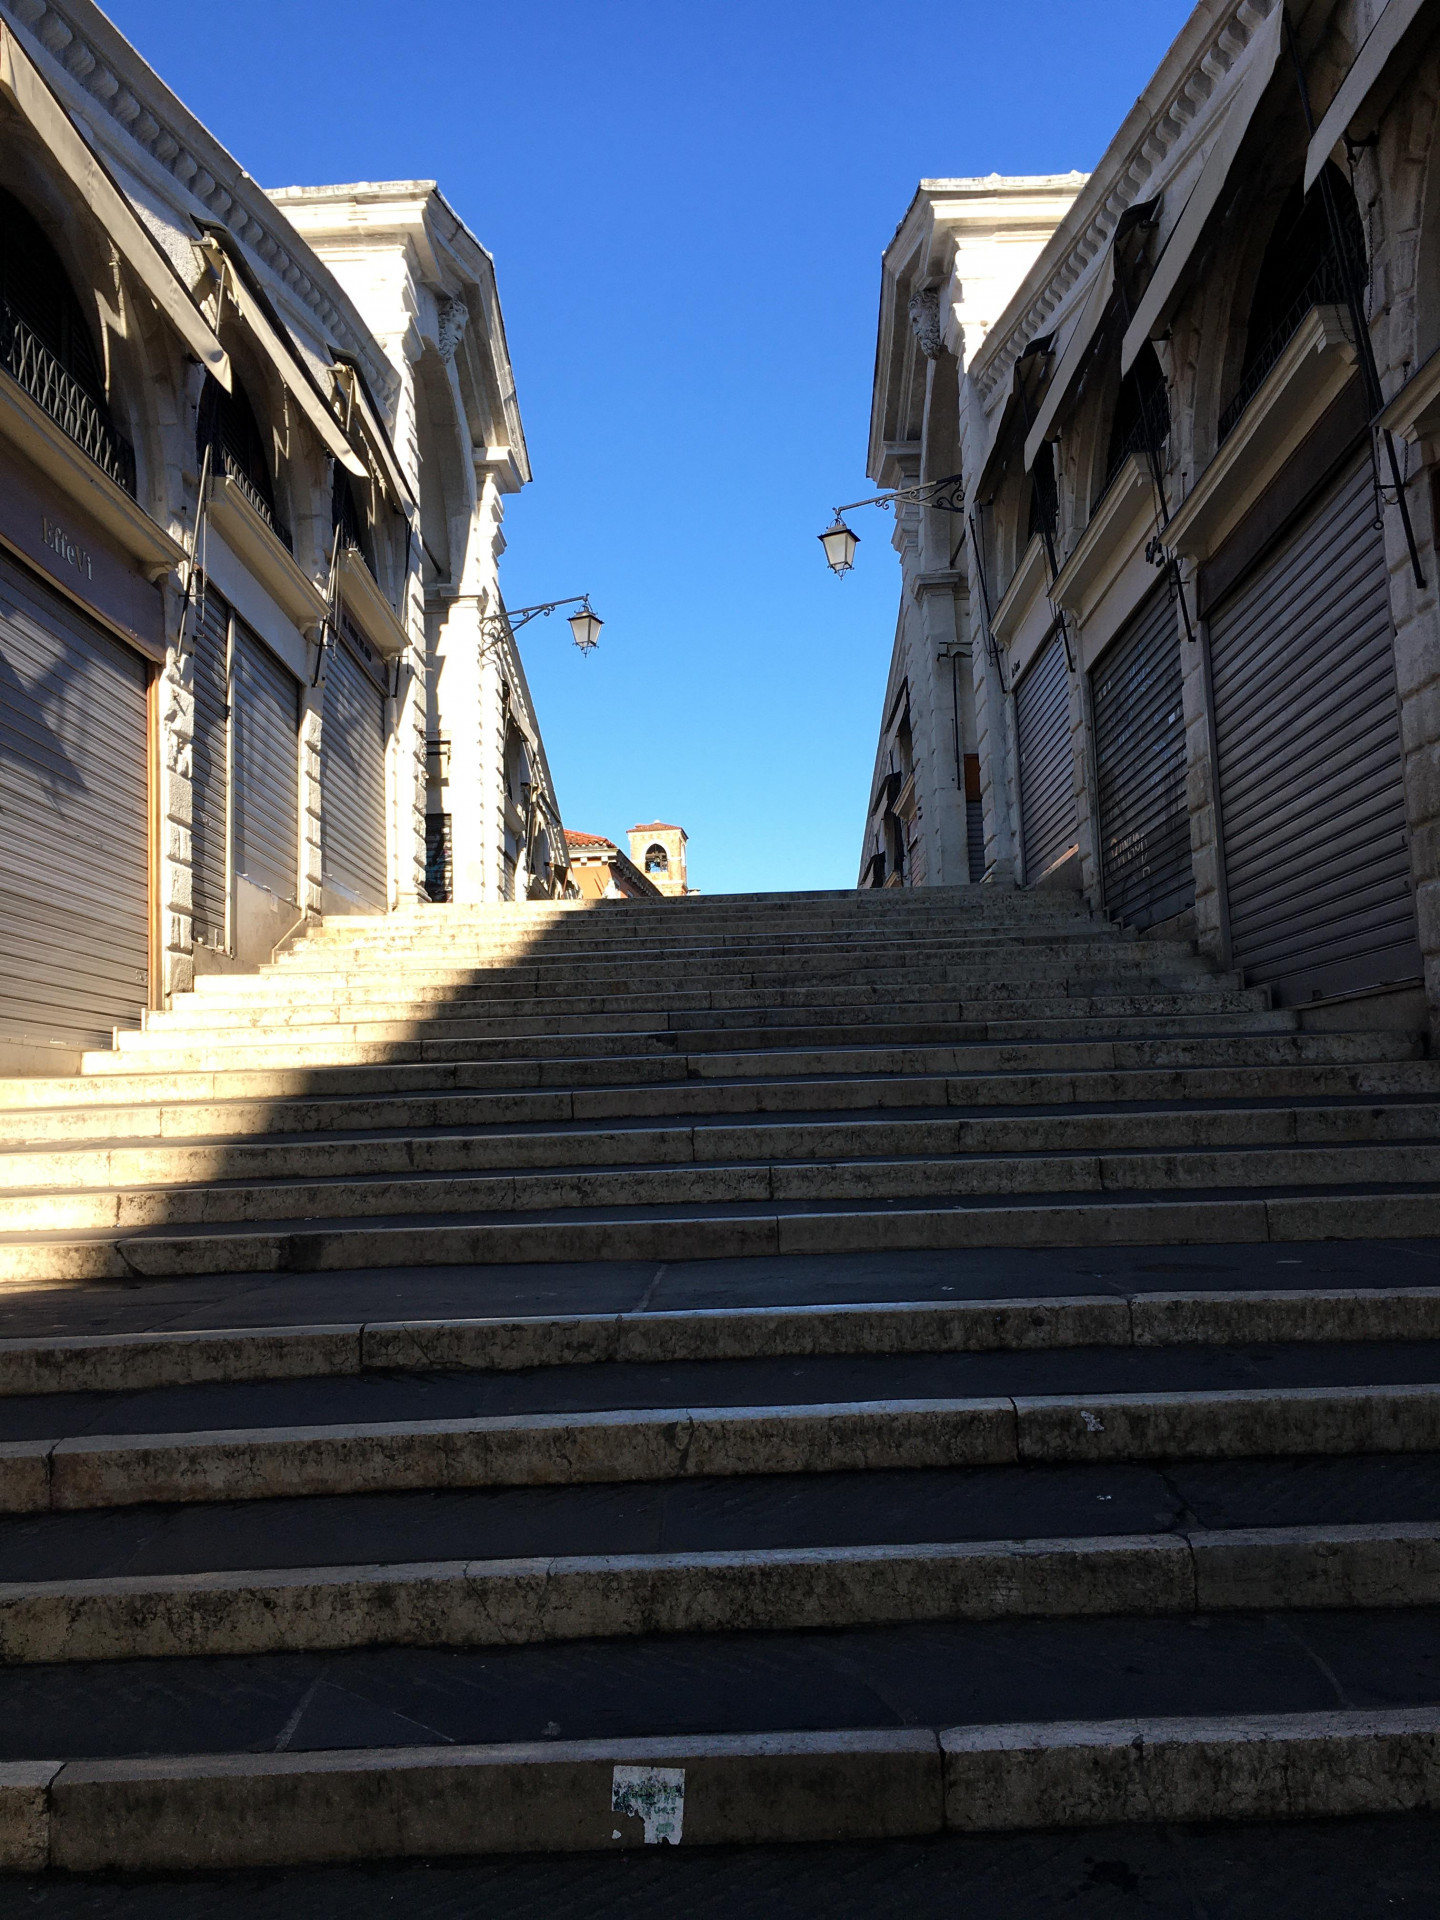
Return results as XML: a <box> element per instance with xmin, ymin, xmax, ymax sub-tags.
<box><xmin>108</xmin><ymin>0</ymin><xmax>1192</xmax><ymax>893</ymax></box>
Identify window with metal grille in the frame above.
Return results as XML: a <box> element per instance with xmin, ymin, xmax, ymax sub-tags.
<box><xmin>0</xmin><ymin>188</ymin><xmax>135</xmax><ymax>494</ymax></box>
<box><xmin>1102</xmin><ymin>342</ymin><xmax>1170</xmax><ymax>496</ymax></box>
<box><xmin>333</xmin><ymin>465</ymin><xmax>376</xmax><ymax>577</ymax></box>
<box><xmin>425</xmin><ymin>813</ymin><xmax>452</xmax><ymax>902</ymax></box>
<box><xmin>197</xmin><ymin>371</ymin><xmax>290</xmax><ymax>550</ymax></box>
<box><xmin>1027</xmin><ymin>440</ymin><xmax>1058</xmax><ymax>546</ymax></box>
<box><xmin>1218</xmin><ymin>166</ymin><xmax>1366</xmax><ymax>443</ymax></box>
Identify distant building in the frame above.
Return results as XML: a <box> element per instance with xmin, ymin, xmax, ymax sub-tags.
<box><xmin>628</xmin><ymin>823</ymin><xmax>690</xmax><ymax>896</ymax></box>
<box><xmin>565</xmin><ymin>831</ymin><xmax>661</xmax><ymax>901</ymax></box>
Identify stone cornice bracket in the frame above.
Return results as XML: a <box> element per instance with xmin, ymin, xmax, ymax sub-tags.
<box><xmin>908</xmin><ymin>286</ymin><xmax>945</xmax><ymax>360</ymax></box>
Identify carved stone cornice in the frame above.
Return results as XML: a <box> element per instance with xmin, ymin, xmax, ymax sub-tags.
<box><xmin>973</xmin><ymin>0</ymin><xmax>1276</xmax><ymax>409</ymax></box>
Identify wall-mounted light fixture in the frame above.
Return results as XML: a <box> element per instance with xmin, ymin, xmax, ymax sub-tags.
<box><xmin>480</xmin><ymin>595</ymin><xmax>604</xmax><ymax>653</ymax></box>
<box><xmin>817</xmin><ymin>474</ymin><xmax>966</xmax><ymax>576</ymax></box>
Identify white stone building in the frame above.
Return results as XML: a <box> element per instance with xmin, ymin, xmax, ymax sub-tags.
<box><xmin>859</xmin><ymin>175</ymin><xmax>1084</xmax><ymax>888</ymax></box>
<box><xmin>0</xmin><ymin>1</ymin><xmax>572</xmax><ymax>1075</ymax></box>
<box><xmin>272</xmin><ymin>183</ymin><xmax>568</xmax><ymax>909</ymax></box>
<box><xmin>859</xmin><ymin>0</ymin><xmax>1440</xmax><ymax>1032</ymax></box>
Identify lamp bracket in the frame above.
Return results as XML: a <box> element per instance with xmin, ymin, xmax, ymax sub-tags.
<box><xmin>830</xmin><ymin>473</ymin><xmax>966</xmax><ymax>520</ymax></box>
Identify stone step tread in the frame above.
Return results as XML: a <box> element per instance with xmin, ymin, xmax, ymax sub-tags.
<box><xmin>3</xmin><ymin>1283</ymin><xmax>1439</xmax><ymax>1396</ymax></box>
<box><xmin>6</xmin><ymin>1452</ymin><xmax>1438</xmax><ymax>1583</ymax></box>
<box><xmin>4</xmin><ymin>1115</ymin><xmax>1439</xmax><ymax>1205</ymax></box>
<box><xmin>4</xmin><ymin>1132</ymin><xmax>1438</xmax><ymax>1202</ymax></box>
<box><xmin>4</xmin><ymin>1068</ymin><xmax>1436</xmax><ymax>1138</ymax></box>
<box><xmin>0</xmin><ymin>1606</ymin><xmax>1435</xmax><ymax>1765</ymax></box>
<box><xmin>0</xmin><ymin>1336</ymin><xmax>1436</xmax><ymax>1444</ymax></box>
<box><xmin>77</xmin><ymin>1032</ymin><xmax>1410</xmax><ymax>1078</ymax></box>
<box><xmin>4</xmin><ymin>1098</ymin><xmax>1436</xmax><ymax>1181</ymax></box>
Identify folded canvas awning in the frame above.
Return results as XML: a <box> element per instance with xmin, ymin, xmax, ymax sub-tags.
<box><xmin>0</xmin><ymin>22</ymin><xmax>228</xmax><ymax>387</ymax></box>
<box><xmin>332</xmin><ymin>357</ymin><xmax>413</xmax><ymax>513</ymax></box>
<box><xmin>1305</xmin><ymin>0</ymin><xmax>1436</xmax><ymax>190</ymax></box>
<box><xmin>1122</xmin><ymin>3</ymin><xmax>1285</xmax><ymax>374</ymax></box>
<box><xmin>202</xmin><ymin>231</ymin><xmax>366</xmax><ymax>478</ymax></box>
<box><xmin>972</xmin><ymin>335</ymin><xmax>1054</xmax><ymax>505</ymax></box>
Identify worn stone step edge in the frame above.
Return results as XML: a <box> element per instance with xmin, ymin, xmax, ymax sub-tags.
<box><xmin>5</xmin><ymin>1140</ymin><xmax>1439</xmax><ymax>1236</ymax></box>
<box><xmin>3</xmin><ymin>1188</ymin><xmax>1439</xmax><ymax>1284</ymax></box>
<box><xmin>9</xmin><ymin>1707</ymin><xmax>1440</xmax><ymax>1870</ymax></box>
<box><xmin>4</xmin><ymin>1063</ymin><xmax>1437</xmax><ymax>1144</ymax></box>
<box><xmin>4</xmin><ymin>1105</ymin><xmax>1436</xmax><ymax>1200</ymax></box>
<box><xmin>7</xmin><ymin>1381</ymin><xmax>1440</xmax><ymax>1512</ymax></box>
<box><xmin>2</xmin><ymin>1523</ymin><xmax>1435</xmax><ymax>1664</ymax></box>
<box><xmin>0</xmin><ymin>1286</ymin><xmax>1433</xmax><ymax>1396</ymax></box>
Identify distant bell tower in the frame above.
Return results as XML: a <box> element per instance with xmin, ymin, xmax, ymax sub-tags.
<box><xmin>628</xmin><ymin>822</ymin><xmax>689</xmax><ymax>896</ymax></box>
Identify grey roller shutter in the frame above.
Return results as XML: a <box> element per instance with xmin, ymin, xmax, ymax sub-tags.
<box><xmin>232</xmin><ymin>621</ymin><xmax>299</xmax><ymax>905</ymax></box>
<box><xmin>1091</xmin><ymin>583</ymin><xmax>1194</xmax><ymax>930</ymax></box>
<box><xmin>0</xmin><ymin>552</ymin><xmax>149</xmax><ymax>1051</ymax></box>
<box><xmin>1015</xmin><ymin>629</ymin><xmax>1075</xmax><ymax>883</ymax></box>
<box><xmin>190</xmin><ymin>587</ymin><xmax>229</xmax><ymax>948</ymax></box>
<box><xmin>321</xmin><ymin>632</ymin><xmax>388</xmax><ymax>910</ymax></box>
<box><xmin>1209</xmin><ymin>452</ymin><xmax>1420</xmax><ymax>1003</ymax></box>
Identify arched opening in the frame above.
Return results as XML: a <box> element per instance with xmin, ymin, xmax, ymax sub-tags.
<box><xmin>198</xmin><ymin>370</ymin><xmax>288</xmax><ymax>548</ymax></box>
<box><xmin>1219</xmin><ymin>164</ymin><xmax>1366</xmax><ymax>441</ymax></box>
<box><xmin>332</xmin><ymin>464</ymin><xmax>375</xmax><ymax>575</ymax></box>
<box><xmin>1027</xmin><ymin>440</ymin><xmax>1058</xmax><ymax>548</ymax></box>
<box><xmin>1102</xmin><ymin>342</ymin><xmax>1170</xmax><ymax>495</ymax></box>
<box><xmin>0</xmin><ymin>186</ymin><xmax>134</xmax><ymax>493</ymax></box>
<box><xmin>645</xmin><ymin>844</ymin><xmax>668</xmax><ymax>875</ymax></box>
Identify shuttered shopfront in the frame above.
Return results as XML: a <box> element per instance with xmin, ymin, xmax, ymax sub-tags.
<box><xmin>321</xmin><ymin>619</ymin><xmax>389</xmax><ymax>911</ymax></box>
<box><xmin>1207</xmin><ymin>450</ymin><xmax>1420</xmax><ymax>1004</ymax></box>
<box><xmin>232</xmin><ymin>622</ymin><xmax>299</xmax><ymax>906</ymax></box>
<box><xmin>190</xmin><ymin>587</ymin><xmax>303</xmax><ymax>948</ymax></box>
<box><xmin>189</xmin><ymin>589</ymin><xmax>229</xmax><ymax>948</ymax></box>
<box><xmin>0</xmin><ymin>551</ymin><xmax>149</xmax><ymax>1051</ymax></box>
<box><xmin>1090</xmin><ymin>583</ymin><xmax>1194</xmax><ymax>930</ymax></box>
<box><xmin>1015</xmin><ymin>627</ymin><xmax>1075</xmax><ymax>883</ymax></box>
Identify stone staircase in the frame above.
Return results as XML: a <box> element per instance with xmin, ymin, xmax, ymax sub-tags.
<box><xmin>1</xmin><ymin>886</ymin><xmax>1440</xmax><ymax>1877</ymax></box>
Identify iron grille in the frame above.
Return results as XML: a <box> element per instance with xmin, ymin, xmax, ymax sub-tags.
<box><xmin>1218</xmin><ymin>251</ymin><xmax>1354</xmax><ymax>445</ymax></box>
<box><xmin>0</xmin><ymin>293</ymin><xmax>135</xmax><ymax>495</ymax></box>
<box><xmin>215</xmin><ymin>443</ymin><xmax>293</xmax><ymax>552</ymax></box>
<box><xmin>425</xmin><ymin>813</ymin><xmax>452</xmax><ymax>903</ymax></box>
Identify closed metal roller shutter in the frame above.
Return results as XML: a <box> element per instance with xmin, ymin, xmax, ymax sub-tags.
<box><xmin>190</xmin><ymin>587</ymin><xmax>229</xmax><ymax>947</ymax></box>
<box><xmin>321</xmin><ymin>632</ymin><xmax>388</xmax><ymax>910</ymax></box>
<box><xmin>1209</xmin><ymin>452</ymin><xmax>1420</xmax><ymax>1003</ymax></box>
<box><xmin>1015</xmin><ymin>628</ymin><xmax>1075</xmax><ymax>883</ymax></box>
<box><xmin>232</xmin><ymin>621</ymin><xmax>299</xmax><ymax>905</ymax></box>
<box><xmin>1091</xmin><ymin>584</ymin><xmax>1194</xmax><ymax>930</ymax></box>
<box><xmin>0</xmin><ymin>552</ymin><xmax>149</xmax><ymax>1050</ymax></box>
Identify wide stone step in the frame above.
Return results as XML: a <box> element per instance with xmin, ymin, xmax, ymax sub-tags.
<box><xmin>88</xmin><ymin>1022</ymin><xmax>1375</xmax><ymax>1081</ymax></box>
<box><xmin>118</xmin><ymin>1010</ymin><xmax>1300</xmax><ymax>1060</ymax></box>
<box><xmin>155</xmin><ymin>988</ymin><xmax>1273</xmax><ymax>1032</ymax></box>
<box><xmin>6</xmin><ymin>1285</ymin><xmax>1440</xmax><ymax>1395</ymax></box>
<box><xmin>4</xmin><ymin>1060</ymin><xmax>1437</xmax><ymax>1146</ymax></box>
<box><xmin>4</xmin><ymin>1101</ymin><xmax>1437</xmax><ymax>1198</ymax></box>
<box><xmin>6</xmin><ymin>1139</ymin><xmax>1440</xmax><ymax>1233</ymax></box>
<box><xmin>4</xmin><ymin>1182</ymin><xmax>1440</xmax><ymax>1283</ymax></box>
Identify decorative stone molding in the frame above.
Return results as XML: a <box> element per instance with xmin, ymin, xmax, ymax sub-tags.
<box><xmin>908</xmin><ymin>286</ymin><xmax>945</xmax><ymax>359</ymax></box>
<box><xmin>974</xmin><ymin>0</ymin><xmax>1276</xmax><ymax>408</ymax></box>
<box><xmin>437</xmin><ymin>295</ymin><xmax>469</xmax><ymax>362</ymax></box>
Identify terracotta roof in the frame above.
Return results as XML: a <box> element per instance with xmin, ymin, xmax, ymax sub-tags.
<box><xmin>629</xmin><ymin>821</ymin><xmax>683</xmax><ymax>833</ymax></box>
<box><xmin>565</xmin><ymin>830</ymin><xmax>615</xmax><ymax>849</ymax></box>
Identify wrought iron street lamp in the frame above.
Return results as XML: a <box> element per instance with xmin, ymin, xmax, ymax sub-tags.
<box><xmin>479</xmin><ymin>595</ymin><xmax>603</xmax><ymax>654</ymax></box>
<box><xmin>817</xmin><ymin>473</ymin><xmax>966</xmax><ymax>576</ymax></box>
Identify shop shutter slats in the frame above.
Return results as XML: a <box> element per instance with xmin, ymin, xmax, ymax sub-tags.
<box><xmin>1015</xmin><ymin>629</ymin><xmax>1075</xmax><ymax>883</ymax></box>
<box><xmin>321</xmin><ymin>635</ymin><xmax>388</xmax><ymax>910</ymax></box>
<box><xmin>1091</xmin><ymin>584</ymin><xmax>1194</xmax><ymax>930</ymax></box>
<box><xmin>1209</xmin><ymin>452</ymin><xmax>1420</xmax><ymax>1002</ymax></box>
<box><xmin>0</xmin><ymin>553</ymin><xmax>149</xmax><ymax>1049</ymax></box>
<box><xmin>232</xmin><ymin>621</ymin><xmax>299</xmax><ymax>905</ymax></box>
<box><xmin>189</xmin><ymin>588</ymin><xmax>229</xmax><ymax>947</ymax></box>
